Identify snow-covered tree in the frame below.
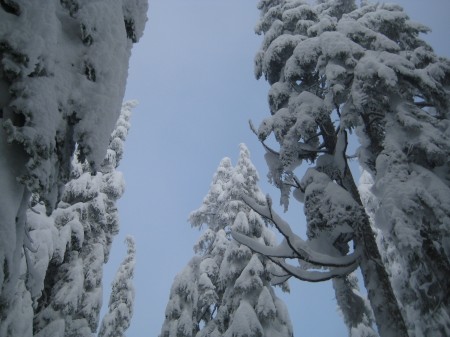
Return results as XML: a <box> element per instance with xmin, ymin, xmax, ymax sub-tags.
<box><xmin>98</xmin><ymin>236</ymin><xmax>136</xmax><ymax>337</ymax></box>
<box><xmin>0</xmin><ymin>2</ymin><xmax>147</xmax><ymax>335</ymax></box>
<box><xmin>160</xmin><ymin>144</ymin><xmax>293</xmax><ymax>337</ymax></box>
<box><xmin>233</xmin><ymin>1</ymin><xmax>450</xmax><ymax>336</ymax></box>
<box><xmin>0</xmin><ymin>102</ymin><xmax>135</xmax><ymax>336</ymax></box>
<box><xmin>31</xmin><ymin>102</ymin><xmax>134</xmax><ymax>337</ymax></box>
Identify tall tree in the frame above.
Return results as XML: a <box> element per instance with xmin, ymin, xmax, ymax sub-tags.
<box><xmin>0</xmin><ymin>2</ymin><xmax>147</xmax><ymax>335</ymax></box>
<box><xmin>234</xmin><ymin>0</ymin><xmax>449</xmax><ymax>336</ymax></box>
<box><xmin>160</xmin><ymin>144</ymin><xmax>293</xmax><ymax>337</ymax></box>
<box><xmin>98</xmin><ymin>236</ymin><xmax>136</xmax><ymax>337</ymax></box>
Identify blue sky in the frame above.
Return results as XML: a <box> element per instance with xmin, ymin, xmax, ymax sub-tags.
<box><xmin>103</xmin><ymin>1</ymin><xmax>450</xmax><ymax>336</ymax></box>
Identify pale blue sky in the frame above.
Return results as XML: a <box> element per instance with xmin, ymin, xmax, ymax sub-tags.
<box><xmin>103</xmin><ymin>1</ymin><xmax>450</xmax><ymax>336</ymax></box>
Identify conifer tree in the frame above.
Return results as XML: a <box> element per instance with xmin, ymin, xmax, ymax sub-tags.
<box><xmin>160</xmin><ymin>144</ymin><xmax>293</xmax><ymax>337</ymax></box>
<box><xmin>0</xmin><ymin>2</ymin><xmax>147</xmax><ymax>334</ymax></box>
<box><xmin>98</xmin><ymin>236</ymin><xmax>136</xmax><ymax>337</ymax></box>
<box><xmin>31</xmin><ymin>102</ymin><xmax>134</xmax><ymax>337</ymax></box>
<box><xmin>233</xmin><ymin>1</ymin><xmax>449</xmax><ymax>335</ymax></box>
<box><xmin>26</xmin><ymin>102</ymin><xmax>135</xmax><ymax>337</ymax></box>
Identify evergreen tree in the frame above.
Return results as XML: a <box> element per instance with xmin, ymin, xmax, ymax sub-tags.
<box><xmin>233</xmin><ymin>1</ymin><xmax>449</xmax><ymax>335</ymax></box>
<box><xmin>0</xmin><ymin>2</ymin><xmax>147</xmax><ymax>335</ymax></box>
<box><xmin>98</xmin><ymin>236</ymin><xmax>136</xmax><ymax>337</ymax></box>
<box><xmin>0</xmin><ymin>102</ymin><xmax>136</xmax><ymax>337</ymax></box>
<box><xmin>31</xmin><ymin>102</ymin><xmax>134</xmax><ymax>337</ymax></box>
<box><xmin>160</xmin><ymin>144</ymin><xmax>293</xmax><ymax>337</ymax></box>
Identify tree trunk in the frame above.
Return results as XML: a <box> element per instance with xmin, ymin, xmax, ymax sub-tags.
<box><xmin>341</xmin><ymin>167</ymin><xmax>409</xmax><ymax>337</ymax></box>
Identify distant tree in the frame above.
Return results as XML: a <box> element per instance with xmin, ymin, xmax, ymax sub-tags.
<box><xmin>98</xmin><ymin>236</ymin><xmax>136</xmax><ymax>337</ymax></box>
<box><xmin>235</xmin><ymin>0</ymin><xmax>450</xmax><ymax>336</ymax></box>
<box><xmin>0</xmin><ymin>2</ymin><xmax>147</xmax><ymax>335</ymax></box>
<box><xmin>160</xmin><ymin>144</ymin><xmax>293</xmax><ymax>337</ymax></box>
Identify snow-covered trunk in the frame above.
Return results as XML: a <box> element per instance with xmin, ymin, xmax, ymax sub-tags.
<box><xmin>316</xmin><ymin>118</ymin><xmax>407</xmax><ymax>336</ymax></box>
<box><xmin>251</xmin><ymin>0</ymin><xmax>449</xmax><ymax>336</ymax></box>
<box><xmin>356</xmin><ymin>70</ymin><xmax>450</xmax><ymax>335</ymax></box>
<box><xmin>367</xmin><ymin>107</ymin><xmax>450</xmax><ymax>336</ymax></box>
<box><xmin>0</xmin><ymin>123</ymin><xmax>28</xmax><ymax>295</ymax></box>
<box><xmin>0</xmin><ymin>118</ymin><xmax>32</xmax><ymax>335</ymax></box>
<box><xmin>0</xmin><ymin>188</ymin><xmax>32</xmax><ymax>337</ymax></box>
<box><xmin>339</xmin><ymin>165</ymin><xmax>408</xmax><ymax>337</ymax></box>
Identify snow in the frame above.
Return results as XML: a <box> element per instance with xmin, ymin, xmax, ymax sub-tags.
<box><xmin>256</xmin><ymin>286</ymin><xmax>277</xmax><ymax>320</ymax></box>
<box><xmin>308</xmin><ymin>15</ymin><xmax>336</xmax><ymax>36</ymax></box>
<box><xmin>99</xmin><ymin>236</ymin><xmax>136</xmax><ymax>337</ymax></box>
<box><xmin>53</xmin><ymin>252</ymin><xmax>85</xmax><ymax>314</ymax></box>
<box><xmin>1</xmin><ymin>2</ymin><xmax>146</xmax><ymax>330</ymax></box>
<box><xmin>224</xmin><ymin>301</ymin><xmax>264</xmax><ymax>337</ymax></box>
<box><xmin>234</xmin><ymin>255</ymin><xmax>264</xmax><ymax>292</ymax></box>
<box><xmin>247</xmin><ymin>1</ymin><xmax>450</xmax><ymax>335</ymax></box>
<box><xmin>237</xmin><ymin>192</ymin><xmax>360</xmax><ymax>267</ymax></box>
<box><xmin>262</xmin><ymin>34</ymin><xmax>305</xmax><ymax>83</ymax></box>
<box><xmin>0</xmin><ymin>0</ymin><xmax>146</xmax><ymax>210</ymax></box>
<box><xmin>0</xmin><ymin>101</ymin><xmax>135</xmax><ymax>337</ymax></box>
<box><xmin>33</xmin><ymin>319</ymin><xmax>65</xmax><ymax>337</ymax></box>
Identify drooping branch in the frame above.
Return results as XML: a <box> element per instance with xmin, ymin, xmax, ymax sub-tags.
<box><xmin>232</xmin><ymin>229</ymin><xmax>359</xmax><ymax>282</ymax></box>
<box><xmin>235</xmin><ymin>194</ymin><xmax>361</xmax><ymax>268</ymax></box>
<box><xmin>270</xmin><ymin>256</ymin><xmax>358</xmax><ymax>283</ymax></box>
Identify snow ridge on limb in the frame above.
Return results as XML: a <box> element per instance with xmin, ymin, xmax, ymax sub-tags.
<box><xmin>231</xmin><ymin>232</ymin><xmax>358</xmax><ymax>284</ymax></box>
<box><xmin>233</xmin><ymin>194</ymin><xmax>360</xmax><ymax>268</ymax></box>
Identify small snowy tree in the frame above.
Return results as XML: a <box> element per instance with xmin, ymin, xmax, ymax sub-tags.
<box><xmin>233</xmin><ymin>1</ymin><xmax>449</xmax><ymax>336</ymax></box>
<box><xmin>98</xmin><ymin>236</ymin><xmax>136</xmax><ymax>337</ymax></box>
<box><xmin>160</xmin><ymin>144</ymin><xmax>293</xmax><ymax>337</ymax></box>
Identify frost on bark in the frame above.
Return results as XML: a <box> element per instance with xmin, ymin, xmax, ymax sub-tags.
<box><xmin>160</xmin><ymin>144</ymin><xmax>293</xmax><ymax>337</ymax></box>
<box><xmin>234</xmin><ymin>1</ymin><xmax>449</xmax><ymax>336</ymax></box>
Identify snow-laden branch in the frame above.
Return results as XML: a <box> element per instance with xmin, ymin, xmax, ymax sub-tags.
<box><xmin>237</xmin><ymin>194</ymin><xmax>360</xmax><ymax>268</ymax></box>
<box><xmin>232</xmin><ymin>230</ymin><xmax>358</xmax><ymax>282</ymax></box>
<box><xmin>271</xmin><ymin>257</ymin><xmax>358</xmax><ymax>283</ymax></box>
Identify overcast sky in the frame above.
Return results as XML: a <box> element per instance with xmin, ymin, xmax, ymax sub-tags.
<box><xmin>102</xmin><ymin>1</ymin><xmax>450</xmax><ymax>336</ymax></box>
